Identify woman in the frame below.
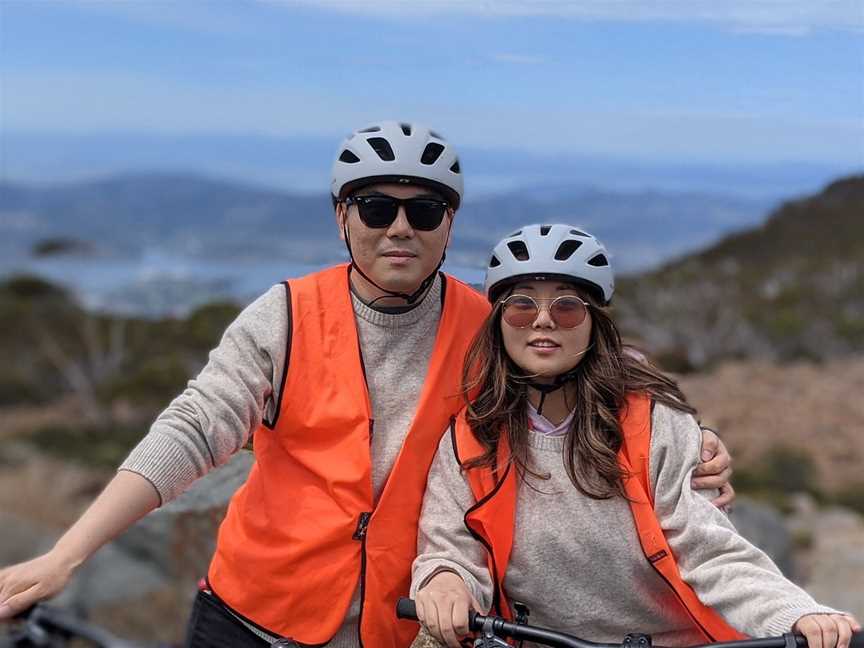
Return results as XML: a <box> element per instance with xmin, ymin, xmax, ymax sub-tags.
<box><xmin>411</xmin><ymin>224</ymin><xmax>859</xmax><ymax>648</ymax></box>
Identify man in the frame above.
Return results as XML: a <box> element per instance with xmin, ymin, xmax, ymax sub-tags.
<box><xmin>0</xmin><ymin>121</ymin><xmax>733</xmax><ymax>647</ymax></box>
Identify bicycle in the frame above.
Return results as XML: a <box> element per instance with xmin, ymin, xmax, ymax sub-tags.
<box><xmin>1</xmin><ymin>604</ymin><xmax>169</xmax><ymax>648</ymax></box>
<box><xmin>397</xmin><ymin>597</ymin><xmax>864</xmax><ymax>648</ymax></box>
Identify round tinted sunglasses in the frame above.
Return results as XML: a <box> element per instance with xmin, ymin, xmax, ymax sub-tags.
<box><xmin>500</xmin><ymin>294</ymin><xmax>591</xmax><ymax>329</ymax></box>
<box><xmin>344</xmin><ymin>195</ymin><xmax>451</xmax><ymax>231</ymax></box>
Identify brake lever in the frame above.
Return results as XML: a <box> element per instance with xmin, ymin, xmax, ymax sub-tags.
<box><xmin>474</xmin><ymin>616</ymin><xmax>510</xmax><ymax>648</ymax></box>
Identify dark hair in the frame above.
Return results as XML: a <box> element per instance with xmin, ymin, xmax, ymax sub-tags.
<box><xmin>461</xmin><ymin>286</ymin><xmax>695</xmax><ymax>499</ymax></box>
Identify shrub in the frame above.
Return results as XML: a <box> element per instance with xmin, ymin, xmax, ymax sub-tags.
<box><xmin>26</xmin><ymin>421</ymin><xmax>147</xmax><ymax>468</ymax></box>
<box><xmin>733</xmin><ymin>445</ymin><xmax>821</xmax><ymax>504</ymax></box>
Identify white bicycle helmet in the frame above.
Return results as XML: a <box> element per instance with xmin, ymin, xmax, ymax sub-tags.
<box><xmin>484</xmin><ymin>224</ymin><xmax>615</xmax><ymax>305</ymax></box>
<box><xmin>331</xmin><ymin>121</ymin><xmax>464</xmax><ymax>209</ymax></box>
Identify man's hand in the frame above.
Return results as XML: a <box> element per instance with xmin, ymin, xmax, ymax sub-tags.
<box><xmin>692</xmin><ymin>427</ymin><xmax>735</xmax><ymax>510</ymax></box>
<box><xmin>0</xmin><ymin>550</ymin><xmax>79</xmax><ymax>621</ymax></box>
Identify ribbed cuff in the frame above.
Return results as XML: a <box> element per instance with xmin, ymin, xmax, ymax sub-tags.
<box><xmin>411</xmin><ymin>560</ymin><xmax>490</xmax><ymax>613</ymax></box>
<box><xmin>118</xmin><ymin>430</ymin><xmax>205</xmax><ymax>505</ymax></box>
<box><xmin>763</xmin><ymin>602</ymin><xmax>845</xmax><ymax>636</ymax></box>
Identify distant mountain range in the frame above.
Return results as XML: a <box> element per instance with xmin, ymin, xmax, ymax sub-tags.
<box><xmin>0</xmin><ymin>172</ymin><xmax>772</xmax><ymax>274</ymax></box>
<box><xmin>3</xmin><ymin>132</ymin><xmax>854</xmax><ymax>199</ymax></box>
<box><xmin>2</xmin><ymin>173</ymin><xmax>861</xmax><ymax>368</ymax></box>
<box><xmin>616</xmin><ymin>175</ymin><xmax>864</xmax><ymax>368</ymax></box>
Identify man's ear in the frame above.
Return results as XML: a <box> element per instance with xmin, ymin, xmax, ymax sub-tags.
<box><xmin>335</xmin><ymin>202</ymin><xmax>347</xmax><ymax>241</ymax></box>
<box><xmin>445</xmin><ymin>210</ymin><xmax>455</xmax><ymax>247</ymax></box>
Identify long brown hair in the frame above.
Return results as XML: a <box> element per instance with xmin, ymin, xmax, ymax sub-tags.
<box><xmin>461</xmin><ymin>286</ymin><xmax>695</xmax><ymax>499</ymax></box>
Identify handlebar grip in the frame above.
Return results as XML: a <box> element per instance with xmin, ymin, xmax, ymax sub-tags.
<box><xmin>396</xmin><ymin>597</ymin><xmax>418</xmax><ymax>621</ymax></box>
<box><xmin>851</xmin><ymin>631</ymin><xmax>863</xmax><ymax>648</ymax></box>
<box><xmin>12</xmin><ymin>604</ymin><xmax>37</xmax><ymax>621</ymax></box>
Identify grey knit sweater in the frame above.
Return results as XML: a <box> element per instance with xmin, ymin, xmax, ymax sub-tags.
<box><xmin>411</xmin><ymin>403</ymin><xmax>836</xmax><ymax>646</ymax></box>
<box><xmin>121</xmin><ymin>274</ymin><xmax>443</xmax><ymax>646</ymax></box>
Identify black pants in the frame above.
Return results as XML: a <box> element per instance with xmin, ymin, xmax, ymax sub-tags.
<box><xmin>184</xmin><ymin>590</ymin><xmax>292</xmax><ymax>647</ymax></box>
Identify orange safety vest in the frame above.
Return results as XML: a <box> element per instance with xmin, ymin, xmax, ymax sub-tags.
<box><xmin>207</xmin><ymin>264</ymin><xmax>490</xmax><ymax>646</ymax></box>
<box><xmin>453</xmin><ymin>393</ymin><xmax>747</xmax><ymax>643</ymax></box>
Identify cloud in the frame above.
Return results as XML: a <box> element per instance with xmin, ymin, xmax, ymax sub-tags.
<box><xmin>489</xmin><ymin>53</ymin><xmax>545</xmax><ymax>65</ymax></box>
<box><xmin>283</xmin><ymin>0</ymin><xmax>864</xmax><ymax>34</ymax></box>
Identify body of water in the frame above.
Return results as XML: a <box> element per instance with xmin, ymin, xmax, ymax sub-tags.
<box><xmin>2</xmin><ymin>250</ymin><xmax>486</xmax><ymax>317</ymax></box>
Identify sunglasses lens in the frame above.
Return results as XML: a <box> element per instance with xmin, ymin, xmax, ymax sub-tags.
<box><xmin>502</xmin><ymin>296</ymin><xmax>539</xmax><ymax>327</ymax></box>
<box><xmin>502</xmin><ymin>295</ymin><xmax>588</xmax><ymax>328</ymax></box>
<box><xmin>404</xmin><ymin>199</ymin><xmax>447</xmax><ymax>231</ymax></box>
<box><xmin>356</xmin><ymin>196</ymin><xmax>398</xmax><ymax>228</ymax></box>
<box><xmin>550</xmin><ymin>297</ymin><xmax>588</xmax><ymax>328</ymax></box>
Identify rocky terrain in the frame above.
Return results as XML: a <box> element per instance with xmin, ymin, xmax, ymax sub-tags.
<box><xmin>1</xmin><ymin>358</ymin><xmax>862</xmax><ymax>643</ymax></box>
<box><xmin>2</xmin><ymin>176</ymin><xmax>862</xmax><ymax>642</ymax></box>
<box><xmin>679</xmin><ymin>358</ymin><xmax>864</xmax><ymax>494</ymax></box>
<box><xmin>616</xmin><ymin>176</ymin><xmax>864</xmax><ymax>370</ymax></box>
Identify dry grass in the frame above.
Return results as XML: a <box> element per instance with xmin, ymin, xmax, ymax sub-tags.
<box><xmin>0</xmin><ymin>396</ymin><xmax>86</xmax><ymax>440</ymax></box>
<box><xmin>679</xmin><ymin>356</ymin><xmax>864</xmax><ymax>493</ymax></box>
<box><xmin>0</xmin><ymin>454</ymin><xmax>111</xmax><ymax>529</ymax></box>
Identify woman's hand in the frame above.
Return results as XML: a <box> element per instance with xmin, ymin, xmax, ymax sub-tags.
<box><xmin>415</xmin><ymin>570</ymin><xmax>479</xmax><ymax>648</ymax></box>
<box><xmin>0</xmin><ymin>550</ymin><xmax>80</xmax><ymax>620</ymax></box>
<box><xmin>794</xmin><ymin>613</ymin><xmax>862</xmax><ymax>648</ymax></box>
<box><xmin>692</xmin><ymin>427</ymin><xmax>736</xmax><ymax>509</ymax></box>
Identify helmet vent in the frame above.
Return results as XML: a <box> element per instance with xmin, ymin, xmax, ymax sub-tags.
<box><xmin>450</xmin><ymin>160</ymin><xmax>461</xmax><ymax>173</ymax></box>
<box><xmin>540</xmin><ymin>225</ymin><xmax>551</xmax><ymax>236</ymax></box>
<box><xmin>570</xmin><ymin>228</ymin><xmax>588</xmax><ymax>237</ymax></box>
<box><xmin>359</xmin><ymin>126</ymin><xmax>381</xmax><ymax>133</ymax></box>
<box><xmin>367</xmin><ymin>137</ymin><xmax>396</xmax><ymax>161</ymax></box>
<box><xmin>400</xmin><ymin>123</ymin><xmax>412</xmax><ymax>136</ymax></box>
<box><xmin>430</xmin><ymin>130</ymin><xmax>443</xmax><ymax>139</ymax></box>
<box><xmin>507</xmin><ymin>241</ymin><xmax>530</xmax><ymax>261</ymax></box>
<box><xmin>421</xmin><ymin>143</ymin><xmax>445</xmax><ymax>165</ymax></box>
<box><xmin>489</xmin><ymin>255</ymin><xmax>501</xmax><ymax>268</ymax></box>
<box><xmin>554</xmin><ymin>239</ymin><xmax>583</xmax><ymax>260</ymax></box>
<box><xmin>339</xmin><ymin>149</ymin><xmax>361</xmax><ymax>163</ymax></box>
<box><xmin>588</xmin><ymin>253</ymin><xmax>609</xmax><ymax>267</ymax></box>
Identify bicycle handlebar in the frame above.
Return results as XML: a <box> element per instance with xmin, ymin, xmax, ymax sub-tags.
<box><xmin>397</xmin><ymin>598</ymin><xmax>864</xmax><ymax>648</ymax></box>
<box><xmin>3</xmin><ymin>604</ymin><xmax>146</xmax><ymax>648</ymax></box>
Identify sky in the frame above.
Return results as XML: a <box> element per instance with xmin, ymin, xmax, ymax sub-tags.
<box><xmin>1</xmin><ymin>0</ymin><xmax>863</xmax><ymax>167</ymax></box>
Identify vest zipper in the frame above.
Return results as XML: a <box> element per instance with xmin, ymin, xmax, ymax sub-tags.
<box><xmin>353</xmin><ymin>511</ymin><xmax>372</xmax><ymax>540</ymax></box>
<box><xmin>354</xmin><ymin>511</ymin><xmax>372</xmax><ymax>648</ymax></box>
<box><xmin>355</xmin><ymin>417</ymin><xmax>374</xmax><ymax>648</ymax></box>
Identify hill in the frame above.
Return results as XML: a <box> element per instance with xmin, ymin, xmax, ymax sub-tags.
<box><xmin>616</xmin><ymin>176</ymin><xmax>864</xmax><ymax>369</ymax></box>
<box><xmin>0</xmin><ymin>173</ymin><xmax>768</xmax><ymax>275</ymax></box>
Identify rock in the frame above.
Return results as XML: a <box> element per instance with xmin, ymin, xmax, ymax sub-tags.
<box><xmin>729</xmin><ymin>497</ymin><xmax>795</xmax><ymax>577</ymax></box>
<box><xmin>114</xmin><ymin>451</ymin><xmax>254</xmax><ymax>579</ymax></box>
<box><xmin>787</xmin><ymin>500</ymin><xmax>864</xmax><ymax>620</ymax></box>
<box><xmin>0</xmin><ymin>512</ymin><xmax>55</xmax><ymax>565</ymax></box>
<box><xmin>47</xmin><ymin>453</ymin><xmax>254</xmax><ymax>641</ymax></box>
<box><xmin>55</xmin><ymin>543</ymin><xmax>168</xmax><ymax>610</ymax></box>
<box><xmin>411</xmin><ymin>627</ymin><xmax>443</xmax><ymax>648</ymax></box>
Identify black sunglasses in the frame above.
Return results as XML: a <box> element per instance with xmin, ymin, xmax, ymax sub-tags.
<box><xmin>344</xmin><ymin>194</ymin><xmax>451</xmax><ymax>231</ymax></box>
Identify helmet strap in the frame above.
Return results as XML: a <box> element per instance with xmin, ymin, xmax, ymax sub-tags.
<box><xmin>518</xmin><ymin>348</ymin><xmax>591</xmax><ymax>416</ymax></box>
<box><xmin>341</xmin><ymin>217</ymin><xmax>451</xmax><ymax>307</ymax></box>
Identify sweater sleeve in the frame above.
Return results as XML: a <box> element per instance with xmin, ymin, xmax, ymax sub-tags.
<box><xmin>649</xmin><ymin>402</ymin><xmax>839</xmax><ymax>636</ymax></box>
<box><xmin>411</xmin><ymin>428</ymin><xmax>495</xmax><ymax>613</ymax></box>
<box><xmin>119</xmin><ymin>283</ymin><xmax>289</xmax><ymax>505</ymax></box>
